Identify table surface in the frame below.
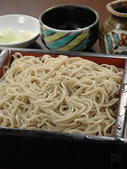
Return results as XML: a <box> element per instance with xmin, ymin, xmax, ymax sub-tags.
<box><xmin>0</xmin><ymin>0</ymin><xmax>111</xmax><ymax>53</ymax></box>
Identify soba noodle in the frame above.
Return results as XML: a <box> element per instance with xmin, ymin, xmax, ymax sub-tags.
<box><xmin>0</xmin><ymin>53</ymin><xmax>124</xmax><ymax>136</ymax></box>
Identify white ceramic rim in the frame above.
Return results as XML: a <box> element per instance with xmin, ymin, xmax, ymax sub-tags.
<box><xmin>0</xmin><ymin>14</ymin><xmax>40</xmax><ymax>46</ymax></box>
<box><xmin>39</xmin><ymin>4</ymin><xmax>99</xmax><ymax>33</ymax></box>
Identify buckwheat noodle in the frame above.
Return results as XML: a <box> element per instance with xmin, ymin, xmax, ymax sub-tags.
<box><xmin>0</xmin><ymin>53</ymin><xmax>124</xmax><ymax>136</ymax></box>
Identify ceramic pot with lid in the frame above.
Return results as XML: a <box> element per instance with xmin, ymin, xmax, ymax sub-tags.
<box><xmin>99</xmin><ymin>0</ymin><xmax>127</xmax><ymax>54</ymax></box>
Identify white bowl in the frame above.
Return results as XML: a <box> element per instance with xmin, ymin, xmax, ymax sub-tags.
<box><xmin>0</xmin><ymin>14</ymin><xmax>40</xmax><ymax>48</ymax></box>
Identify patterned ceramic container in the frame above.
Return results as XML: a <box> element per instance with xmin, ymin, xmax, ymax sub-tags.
<box><xmin>99</xmin><ymin>0</ymin><xmax>127</xmax><ymax>54</ymax></box>
<box><xmin>39</xmin><ymin>4</ymin><xmax>99</xmax><ymax>51</ymax></box>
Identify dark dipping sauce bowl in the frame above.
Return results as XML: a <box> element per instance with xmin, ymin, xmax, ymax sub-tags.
<box><xmin>39</xmin><ymin>4</ymin><xmax>99</xmax><ymax>51</ymax></box>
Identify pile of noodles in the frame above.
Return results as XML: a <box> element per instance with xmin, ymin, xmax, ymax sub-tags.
<box><xmin>0</xmin><ymin>53</ymin><xmax>124</xmax><ymax>136</ymax></box>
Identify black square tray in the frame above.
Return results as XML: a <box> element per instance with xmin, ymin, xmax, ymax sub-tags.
<box><xmin>0</xmin><ymin>48</ymin><xmax>127</xmax><ymax>169</ymax></box>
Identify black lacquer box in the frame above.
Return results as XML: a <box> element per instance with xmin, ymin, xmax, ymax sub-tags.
<box><xmin>0</xmin><ymin>48</ymin><xmax>127</xmax><ymax>169</ymax></box>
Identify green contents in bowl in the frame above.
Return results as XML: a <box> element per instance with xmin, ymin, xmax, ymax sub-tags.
<box><xmin>0</xmin><ymin>28</ymin><xmax>37</xmax><ymax>44</ymax></box>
